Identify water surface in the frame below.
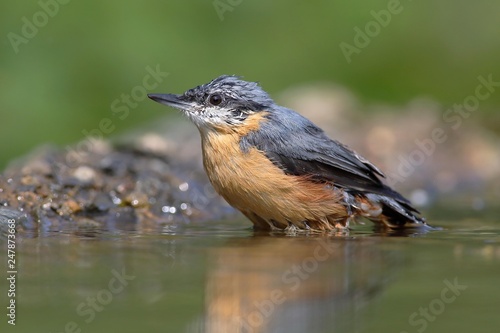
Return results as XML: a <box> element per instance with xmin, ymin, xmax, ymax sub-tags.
<box><xmin>1</xmin><ymin>211</ymin><xmax>499</xmax><ymax>333</ymax></box>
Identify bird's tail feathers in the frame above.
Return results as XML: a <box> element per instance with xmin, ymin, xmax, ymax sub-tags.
<box><xmin>352</xmin><ymin>192</ymin><xmax>428</xmax><ymax>228</ymax></box>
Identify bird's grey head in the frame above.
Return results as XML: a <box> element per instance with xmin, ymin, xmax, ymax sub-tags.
<box><xmin>148</xmin><ymin>75</ymin><xmax>274</xmax><ymax>132</ymax></box>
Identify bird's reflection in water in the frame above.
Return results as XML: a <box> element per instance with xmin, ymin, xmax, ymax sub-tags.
<box><xmin>188</xmin><ymin>235</ymin><xmax>399</xmax><ymax>333</ymax></box>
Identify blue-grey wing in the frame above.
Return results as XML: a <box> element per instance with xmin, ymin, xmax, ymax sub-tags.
<box><xmin>241</xmin><ymin>107</ymin><xmax>413</xmax><ymax>207</ymax></box>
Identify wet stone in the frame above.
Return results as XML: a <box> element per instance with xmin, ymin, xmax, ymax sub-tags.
<box><xmin>91</xmin><ymin>193</ymin><xmax>113</xmax><ymax>212</ymax></box>
<box><xmin>124</xmin><ymin>191</ymin><xmax>149</xmax><ymax>208</ymax></box>
<box><xmin>0</xmin><ymin>136</ymin><xmax>233</xmax><ymax>236</ymax></box>
<box><xmin>0</xmin><ymin>208</ymin><xmax>25</xmax><ymax>232</ymax></box>
<box><xmin>58</xmin><ymin>200</ymin><xmax>81</xmax><ymax>216</ymax></box>
<box><xmin>75</xmin><ymin>217</ymin><xmax>101</xmax><ymax>231</ymax></box>
<box><xmin>72</xmin><ymin>166</ymin><xmax>97</xmax><ymax>185</ymax></box>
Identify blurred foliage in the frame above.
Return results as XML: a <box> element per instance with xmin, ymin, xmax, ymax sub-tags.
<box><xmin>1</xmin><ymin>0</ymin><xmax>500</xmax><ymax>168</ymax></box>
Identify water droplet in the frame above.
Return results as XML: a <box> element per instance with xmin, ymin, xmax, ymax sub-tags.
<box><xmin>179</xmin><ymin>182</ymin><xmax>189</xmax><ymax>191</ymax></box>
<box><xmin>110</xmin><ymin>191</ymin><xmax>122</xmax><ymax>205</ymax></box>
<box><xmin>162</xmin><ymin>206</ymin><xmax>177</xmax><ymax>214</ymax></box>
<box><xmin>112</xmin><ymin>197</ymin><xmax>122</xmax><ymax>205</ymax></box>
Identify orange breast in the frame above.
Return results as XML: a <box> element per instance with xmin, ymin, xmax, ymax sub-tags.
<box><xmin>200</xmin><ymin>116</ymin><xmax>347</xmax><ymax>230</ymax></box>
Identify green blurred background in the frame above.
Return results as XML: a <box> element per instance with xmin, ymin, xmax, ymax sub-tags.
<box><xmin>1</xmin><ymin>0</ymin><xmax>500</xmax><ymax>168</ymax></box>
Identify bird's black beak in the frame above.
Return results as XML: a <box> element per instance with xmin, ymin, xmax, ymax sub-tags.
<box><xmin>147</xmin><ymin>93</ymin><xmax>191</xmax><ymax>110</ymax></box>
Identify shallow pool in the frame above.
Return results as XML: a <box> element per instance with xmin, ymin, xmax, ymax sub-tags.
<box><xmin>2</xmin><ymin>210</ymin><xmax>499</xmax><ymax>333</ymax></box>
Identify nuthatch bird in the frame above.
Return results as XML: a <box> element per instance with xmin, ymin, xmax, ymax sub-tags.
<box><xmin>148</xmin><ymin>75</ymin><xmax>427</xmax><ymax>231</ymax></box>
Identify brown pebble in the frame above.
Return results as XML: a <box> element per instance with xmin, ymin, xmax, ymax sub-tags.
<box><xmin>21</xmin><ymin>175</ymin><xmax>40</xmax><ymax>187</ymax></box>
<box><xmin>124</xmin><ymin>191</ymin><xmax>149</xmax><ymax>208</ymax></box>
<box><xmin>75</xmin><ymin>217</ymin><xmax>101</xmax><ymax>230</ymax></box>
<box><xmin>59</xmin><ymin>200</ymin><xmax>81</xmax><ymax>216</ymax></box>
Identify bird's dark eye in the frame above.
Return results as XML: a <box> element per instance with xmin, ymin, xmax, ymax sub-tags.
<box><xmin>208</xmin><ymin>94</ymin><xmax>223</xmax><ymax>106</ymax></box>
